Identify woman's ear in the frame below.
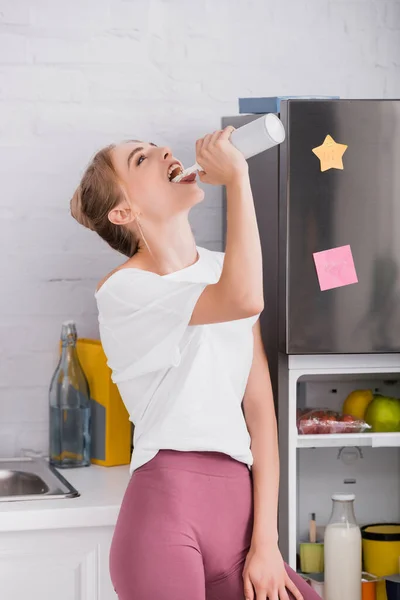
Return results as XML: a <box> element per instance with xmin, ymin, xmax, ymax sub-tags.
<box><xmin>108</xmin><ymin>202</ymin><xmax>135</xmax><ymax>226</ymax></box>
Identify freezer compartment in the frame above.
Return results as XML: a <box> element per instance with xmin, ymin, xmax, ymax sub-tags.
<box><xmin>280</xmin><ymin>99</ymin><xmax>400</xmax><ymax>354</ymax></box>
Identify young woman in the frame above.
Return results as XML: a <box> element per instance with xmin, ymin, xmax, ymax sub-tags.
<box><xmin>71</xmin><ymin>128</ymin><xmax>320</xmax><ymax>600</ymax></box>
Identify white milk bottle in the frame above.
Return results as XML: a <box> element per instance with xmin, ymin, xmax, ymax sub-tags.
<box><xmin>324</xmin><ymin>494</ymin><xmax>362</xmax><ymax>600</ymax></box>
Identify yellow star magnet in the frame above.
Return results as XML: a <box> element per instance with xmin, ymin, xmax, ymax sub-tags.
<box><xmin>312</xmin><ymin>135</ymin><xmax>348</xmax><ymax>172</ymax></box>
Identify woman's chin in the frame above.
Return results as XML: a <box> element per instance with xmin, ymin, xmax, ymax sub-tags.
<box><xmin>191</xmin><ymin>189</ymin><xmax>205</xmax><ymax>208</ymax></box>
<box><xmin>193</xmin><ymin>186</ymin><xmax>205</xmax><ymax>204</ymax></box>
<box><xmin>172</xmin><ymin>183</ymin><xmax>205</xmax><ymax>207</ymax></box>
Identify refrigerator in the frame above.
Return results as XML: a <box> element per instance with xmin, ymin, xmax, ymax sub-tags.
<box><xmin>222</xmin><ymin>101</ymin><xmax>400</xmax><ymax>568</ymax></box>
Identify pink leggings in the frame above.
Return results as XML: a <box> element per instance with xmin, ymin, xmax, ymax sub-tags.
<box><xmin>110</xmin><ymin>450</ymin><xmax>320</xmax><ymax>600</ymax></box>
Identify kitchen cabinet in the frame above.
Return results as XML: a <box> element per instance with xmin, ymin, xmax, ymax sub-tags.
<box><xmin>0</xmin><ymin>525</ymin><xmax>117</xmax><ymax>600</ymax></box>
<box><xmin>0</xmin><ymin>464</ymin><xmax>129</xmax><ymax>600</ymax></box>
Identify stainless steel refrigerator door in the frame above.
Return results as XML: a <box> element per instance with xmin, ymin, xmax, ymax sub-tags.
<box><xmin>281</xmin><ymin>99</ymin><xmax>400</xmax><ymax>353</ymax></box>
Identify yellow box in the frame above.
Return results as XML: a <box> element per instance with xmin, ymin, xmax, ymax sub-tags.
<box><xmin>75</xmin><ymin>338</ymin><xmax>131</xmax><ymax>467</ymax></box>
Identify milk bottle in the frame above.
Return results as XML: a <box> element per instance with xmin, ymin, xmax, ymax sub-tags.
<box><xmin>324</xmin><ymin>494</ymin><xmax>362</xmax><ymax>600</ymax></box>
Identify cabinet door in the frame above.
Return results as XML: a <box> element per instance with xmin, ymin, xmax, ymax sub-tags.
<box><xmin>0</xmin><ymin>526</ymin><xmax>117</xmax><ymax>600</ymax></box>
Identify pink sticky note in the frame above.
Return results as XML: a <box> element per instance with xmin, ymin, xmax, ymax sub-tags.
<box><xmin>313</xmin><ymin>245</ymin><xmax>358</xmax><ymax>291</ymax></box>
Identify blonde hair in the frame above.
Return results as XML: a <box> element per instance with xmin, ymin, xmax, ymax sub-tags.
<box><xmin>70</xmin><ymin>145</ymin><xmax>138</xmax><ymax>257</ymax></box>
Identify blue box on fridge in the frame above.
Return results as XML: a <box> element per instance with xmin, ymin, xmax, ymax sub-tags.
<box><xmin>238</xmin><ymin>96</ymin><xmax>340</xmax><ymax>114</ymax></box>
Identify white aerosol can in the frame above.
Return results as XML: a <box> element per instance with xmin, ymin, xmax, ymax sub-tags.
<box><xmin>172</xmin><ymin>114</ymin><xmax>285</xmax><ymax>182</ymax></box>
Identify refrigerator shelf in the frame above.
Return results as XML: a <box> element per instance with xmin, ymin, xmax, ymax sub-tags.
<box><xmin>297</xmin><ymin>432</ymin><xmax>400</xmax><ymax>449</ymax></box>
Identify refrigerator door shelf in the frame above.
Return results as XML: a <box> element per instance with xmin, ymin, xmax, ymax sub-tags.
<box><xmin>297</xmin><ymin>431</ymin><xmax>400</xmax><ymax>449</ymax></box>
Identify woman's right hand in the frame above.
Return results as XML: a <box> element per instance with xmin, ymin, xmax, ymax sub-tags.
<box><xmin>195</xmin><ymin>126</ymin><xmax>248</xmax><ymax>186</ymax></box>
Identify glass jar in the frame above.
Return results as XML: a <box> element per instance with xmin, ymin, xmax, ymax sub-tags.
<box><xmin>324</xmin><ymin>493</ymin><xmax>362</xmax><ymax>600</ymax></box>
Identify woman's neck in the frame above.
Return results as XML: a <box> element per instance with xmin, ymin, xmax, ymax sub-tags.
<box><xmin>132</xmin><ymin>215</ymin><xmax>199</xmax><ymax>275</ymax></box>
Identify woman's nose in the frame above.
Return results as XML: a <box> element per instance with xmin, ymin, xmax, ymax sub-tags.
<box><xmin>161</xmin><ymin>146</ymin><xmax>172</xmax><ymax>161</ymax></box>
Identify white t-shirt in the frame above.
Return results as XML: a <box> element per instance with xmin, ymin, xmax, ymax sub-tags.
<box><xmin>95</xmin><ymin>246</ymin><xmax>257</xmax><ymax>473</ymax></box>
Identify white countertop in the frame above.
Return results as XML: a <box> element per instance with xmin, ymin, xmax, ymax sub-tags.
<box><xmin>0</xmin><ymin>464</ymin><xmax>130</xmax><ymax>532</ymax></box>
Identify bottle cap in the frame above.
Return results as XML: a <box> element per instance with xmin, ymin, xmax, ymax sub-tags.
<box><xmin>332</xmin><ymin>493</ymin><xmax>355</xmax><ymax>501</ymax></box>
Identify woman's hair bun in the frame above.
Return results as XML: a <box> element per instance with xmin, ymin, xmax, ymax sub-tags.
<box><xmin>70</xmin><ymin>186</ymin><xmax>95</xmax><ymax>231</ymax></box>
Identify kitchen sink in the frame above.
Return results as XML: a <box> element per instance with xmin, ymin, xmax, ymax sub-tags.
<box><xmin>0</xmin><ymin>457</ymin><xmax>79</xmax><ymax>502</ymax></box>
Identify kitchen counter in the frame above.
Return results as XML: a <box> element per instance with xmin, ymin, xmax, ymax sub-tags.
<box><xmin>0</xmin><ymin>464</ymin><xmax>130</xmax><ymax>532</ymax></box>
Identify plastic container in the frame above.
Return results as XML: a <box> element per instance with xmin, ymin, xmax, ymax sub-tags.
<box><xmin>324</xmin><ymin>494</ymin><xmax>362</xmax><ymax>600</ymax></box>
<box><xmin>385</xmin><ymin>575</ymin><xmax>400</xmax><ymax>600</ymax></box>
<box><xmin>297</xmin><ymin>408</ymin><xmax>370</xmax><ymax>435</ymax></box>
<box><xmin>361</xmin><ymin>524</ymin><xmax>400</xmax><ymax>600</ymax></box>
<box><xmin>362</xmin><ymin>572</ymin><xmax>380</xmax><ymax>600</ymax></box>
<box><xmin>300</xmin><ymin>542</ymin><xmax>324</xmax><ymax>573</ymax></box>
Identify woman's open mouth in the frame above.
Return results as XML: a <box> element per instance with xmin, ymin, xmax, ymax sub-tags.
<box><xmin>167</xmin><ymin>163</ymin><xmax>197</xmax><ymax>184</ymax></box>
<box><xmin>178</xmin><ymin>172</ymin><xmax>197</xmax><ymax>184</ymax></box>
<box><xmin>168</xmin><ymin>164</ymin><xmax>182</xmax><ymax>181</ymax></box>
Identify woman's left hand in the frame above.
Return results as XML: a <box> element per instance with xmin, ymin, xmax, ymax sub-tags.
<box><xmin>242</xmin><ymin>543</ymin><xmax>304</xmax><ymax>600</ymax></box>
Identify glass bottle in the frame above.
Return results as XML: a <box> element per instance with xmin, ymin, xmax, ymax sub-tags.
<box><xmin>49</xmin><ymin>321</ymin><xmax>91</xmax><ymax>468</ymax></box>
<box><xmin>324</xmin><ymin>494</ymin><xmax>362</xmax><ymax>600</ymax></box>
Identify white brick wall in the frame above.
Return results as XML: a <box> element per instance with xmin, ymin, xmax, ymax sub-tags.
<box><xmin>0</xmin><ymin>0</ymin><xmax>399</xmax><ymax>457</ymax></box>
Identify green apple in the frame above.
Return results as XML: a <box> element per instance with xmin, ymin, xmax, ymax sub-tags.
<box><xmin>364</xmin><ymin>395</ymin><xmax>400</xmax><ymax>433</ymax></box>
